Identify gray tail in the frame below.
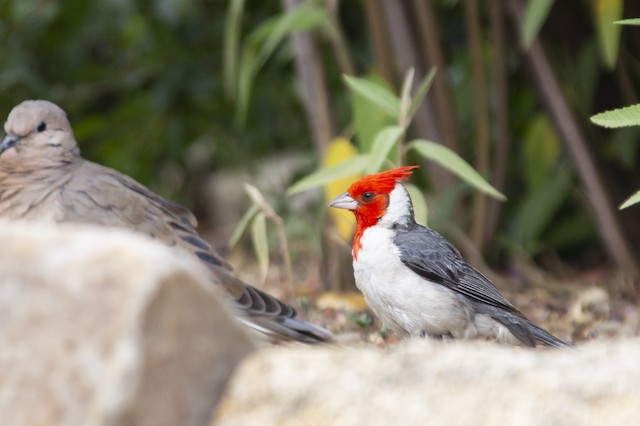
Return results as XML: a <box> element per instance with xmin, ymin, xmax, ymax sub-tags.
<box><xmin>528</xmin><ymin>322</ymin><xmax>573</xmax><ymax>350</ymax></box>
<box><xmin>474</xmin><ymin>303</ymin><xmax>573</xmax><ymax>349</ymax></box>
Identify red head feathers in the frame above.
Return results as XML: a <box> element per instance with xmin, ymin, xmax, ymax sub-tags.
<box><xmin>330</xmin><ymin>165</ymin><xmax>419</xmax><ymax>259</ymax></box>
<box><xmin>347</xmin><ymin>165</ymin><xmax>419</xmax><ymax>198</ymax></box>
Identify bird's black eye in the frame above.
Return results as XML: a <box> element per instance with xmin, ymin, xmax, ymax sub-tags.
<box><xmin>362</xmin><ymin>192</ymin><xmax>374</xmax><ymax>202</ymax></box>
<box><xmin>37</xmin><ymin>122</ymin><xmax>47</xmax><ymax>132</ymax></box>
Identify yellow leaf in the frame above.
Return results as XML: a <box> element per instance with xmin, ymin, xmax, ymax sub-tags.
<box><xmin>316</xmin><ymin>291</ymin><xmax>368</xmax><ymax>312</ymax></box>
<box><xmin>324</xmin><ymin>137</ymin><xmax>360</xmax><ymax>242</ymax></box>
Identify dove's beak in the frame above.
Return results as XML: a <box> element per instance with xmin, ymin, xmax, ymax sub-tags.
<box><xmin>0</xmin><ymin>134</ymin><xmax>20</xmax><ymax>155</ymax></box>
<box><xmin>329</xmin><ymin>192</ymin><xmax>358</xmax><ymax>210</ymax></box>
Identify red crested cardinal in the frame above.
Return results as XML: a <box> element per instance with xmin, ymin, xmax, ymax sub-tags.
<box><xmin>330</xmin><ymin>165</ymin><xmax>571</xmax><ymax>348</ymax></box>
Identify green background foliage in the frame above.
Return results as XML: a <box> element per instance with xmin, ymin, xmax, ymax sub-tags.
<box><xmin>1</xmin><ymin>0</ymin><xmax>640</xmax><ymax>275</ymax></box>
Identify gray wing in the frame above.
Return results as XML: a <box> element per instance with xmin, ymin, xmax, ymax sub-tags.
<box><xmin>58</xmin><ymin>160</ymin><xmax>331</xmax><ymax>342</ymax></box>
<box><xmin>394</xmin><ymin>223</ymin><xmax>522</xmax><ymax>316</ymax></box>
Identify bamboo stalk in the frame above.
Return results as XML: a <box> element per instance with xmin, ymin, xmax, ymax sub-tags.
<box><xmin>282</xmin><ymin>0</ymin><xmax>336</xmax><ymax>158</ymax></box>
<box><xmin>484</xmin><ymin>0</ymin><xmax>511</xmax><ymax>248</ymax></box>
<box><xmin>464</xmin><ymin>0</ymin><xmax>491</xmax><ymax>249</ymax></box>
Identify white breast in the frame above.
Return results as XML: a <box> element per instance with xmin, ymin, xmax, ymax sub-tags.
<box><xmin>353</xmin><ymin>226</ymin><xmax>475</xmax><ymax>338</ymax></box>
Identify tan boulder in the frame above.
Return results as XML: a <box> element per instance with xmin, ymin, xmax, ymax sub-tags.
<box><xmin>0</xmin><ymin>220</ymin><xmax>255</xmax><ymax>426</ymax></box>
<box><xmin>215</xmin><ymin>339</ymin><xmax>638</xmax><ymax>426</ymax></box>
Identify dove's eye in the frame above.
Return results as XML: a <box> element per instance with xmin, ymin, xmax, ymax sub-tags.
<box><xmin>37</xmin><ymin>122</ymin><xmax>46</xmax><ymax>132</ymax></box>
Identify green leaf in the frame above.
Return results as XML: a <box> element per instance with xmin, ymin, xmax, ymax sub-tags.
<box><xmin>287</xmin><ymin>155</ymin><xmax>369</xmax><ymax>196</ymax></box>
<box><xmin>366</xmin><ymin>126</ymin><xmax>404</xmax><ymax>173</ymax></box>
<box><xmin>521</xmin><ymin>0</ymin><xmax>555</xmax><ymax>49</ymax></box>
<box><xmin>515</xmin><ymin>167</ymin><xmax>573</xmax><ymax>253</ymax></box>
<box><xmin>243</xmin><ymin>183</ymin><xmax>268</xmax><ymax>209</ymax></box>
<box><xmin>223</xmin><ymin>0</ymin><xmax>245</xmax><ymax>98</ymax></box>
<box><xmin>523</xmin><ymin>114</ymin><xmax>560</xmax><ymax>191</ymax></box>
<box><xmin>407</xmin><ymin>67</ymin><xmax>437</xmax><ymax>124</ymax></box>
<box><xmin>235</xmin><ymin>2</ymin><xmax>329</xmax><ymax>124</ymax></box>
<box><xmin>344</xmin><ymin>75</ymin><xmax>400</xmax><ymax>118</ymax></box>
<box><xmin>229</xmin><ymin>203</ymin><xmax>260</xmax><ymax>248</ymax></box>
<box><xmin>251</xmin><ymin>212</ymin><xmax>269</xmax><ymax>283</ymax></box>
<box><xmin>398</xmin><ymin>67</ymin><xmax>415</xmax><ymax>127</ymax></box>
<box><xmin>615</xmin><ymin>18</ymin><xmax>640</xmax><ymax>26</ymax></box>
<box><xmin>409</xmin><ymin>140</ymin><xmax>507</xmax><ymax>200</ymax></box>
<box><xmin>406</xmin><ymin>183</ymin><xmax>428</xmax><ymax>226</ymax></box>
<box><xmin>620</xmin><ymin>190</ymin><xmax>640</xmax><ymax>209</ymax></box>
<box><xmin>352</xmin><ymin>76</ymin><xmax>396</xmax><ymax>152</ymax></box>
<box><xmin>591</xmin><ymin>104</ymin><xmax>640</xmax><ymax>128</ymax></box>
<box><xmin>594</xmin><ymin>0</ymin><xmax>623</xmax><ymax>69</ymax></box>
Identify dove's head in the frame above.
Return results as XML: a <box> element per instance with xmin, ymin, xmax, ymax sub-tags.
<box><xmin>1</xmin><ymin>100</ymin><xmax>79</xmax><ymax>171</ymax></box>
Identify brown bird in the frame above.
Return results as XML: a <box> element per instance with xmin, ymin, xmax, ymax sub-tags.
<box><xmin>0</xmin><ymin>99</ymin><xmax>331</xmax><ymax>343</ymax></box>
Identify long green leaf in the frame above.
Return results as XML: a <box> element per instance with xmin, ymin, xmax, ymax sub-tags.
<box><xmin>620</xmin><ymin>190</ymin><xmax>640</xmax><ymax>209</ymax></box>
<box><xmin>251</xmin><ymin>212</ymin><xmax>269</xmax><ymax>284</ymax></box>
<box><xmin>591</xmin><ymin>104</ymin><xmax>640</xmax><ymax>128</ymax></box>
<box><xmin>235</xmin><ymin>2</ymin><xmax>328</xmax><ymax>125</ymax></box>
<box><xmin>229</xmin><ymin>203</ymin><xmax>260</xmax><ymax>248</ymax></box>
<box><xmin>407</xmin><ymin>67</ymin><xmax>437</xmax><ymax>124</ymax></box>
<box><xmin>398</xmin><ymin>67</ymin><xmax>415</xmax><ymax>126</ymax></box>
<box><xmin>223</xmin><ymin>0</ymin><xmax>245</xmax><ymax>98</ymax></box>
<box><xmin>287</xmin><ymin>155</ymin><xmax>369</xmax><ymax>196</ymax></box>
<box><xmin>352</xmin><ymin>76</ymin><xmax>396</xmax><ymax>152</ymax></box>
<box><xmin>615</xmin><ymin>18</ymin><xmax>640</xmax><ymax>26</ymax></box>
<box><xmin>343</xmin><ymin>75</ymin><xmax>400</xmax><ymax>118</ymax></box>
<box><xmin>243</xmin><ymin>183</ymin><xmax>268</xmax><ymax>209</ymax></box>
<box><xmin>409</xmin><ymin>140</ymin><xmax>507</xmax><ymax>200</ymax></box>
<box><xmin>366</xmin><ymin>126</ymin><xmax>404</xmax><ymax>173</ymax></box>
<box><xmin>594</xmin><ymin>0</ymin><xmax>622</xmax><ymax>69</ymax></box>
<box><xmin>521</xmin><ymin>0</ymin><xmax>555</xmax><ymax>49</ymax></box>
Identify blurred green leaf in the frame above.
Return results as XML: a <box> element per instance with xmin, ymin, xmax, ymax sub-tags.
<box><xmin>515</xmin><ymin>166</ymin><xmax>573</xmax><ymax>253</ymax></box>
<box><xmin>521</xmin><ymin>0</ymin><xmax>555</xmax><ymax>48</ymax></box>
<box><xmin>398</xmin><ymin>67</ymin><xmax>415</xmax><ymax>126</ymax></box>
<box><xmin>406</xmin><ymin>183</ymin><xmax>428</xmax><ymax>226</ymax></box>
<box><xmin>615</xmin><ymin>18</ymin><xmax>640</xmax><ymax>25</ymax></box>
<box><xmin>543</xmin><ymin>210</ymin><xmax>595</xmax><ymax>250</ymax></box>
<box><xmin>594</xmin><ymin>0</ymin><xmax>622</xmax><ymax>69</ymax></box>
<box><xmin>409</xmin><ymin>140</ymin><xmax>507</xmax><ymax>201</ymax></box>
<box><xmin>251</xmin><ymin>211</ymin><xmax>269</xmax><ymax>283</ymax></box>
<box><xmin>406</xmin><ymin>67</ymin><xmax>436</xmax><ymax>125</ymax></box>
<box><xmin>620</xmin><ymin>190</ymin><xmax>640</xmax><ymax>209</ymax></box>
<box><xmin>223</xmin><ymin>0</ymin><xmax>245</xmax><ymax>98</ymax></box>
<box><xmin>366</xmin><ymin>125</ymin><xmax>403</xmax><ymax>173</ymax></box>
<box><xmin>287</xmin><ymin>154</ymin><xmax>369</xmax><ymax>195</ymax></box>
<box><xmin>353</xmin><ymin>76</ymin><xmax>396</xmax><ymax>152</ymax></box>
<box><xmin>229</xmin><ymin>203</ymin><xmax>260</xmax><ymax>248</ymax></box>
<box><xmin>235</xmin><ymin>2</ymin><xmax>329</xmax><ymax>124</ymax></box>
<box><xmin>591</xmin><ymin>104</ymin><xmax>640</xmax><ymax>128</ymax></box>
<box><xmin>243</xmin><ymin>182</ymin><xmax>269</xmax><ymax>210</ymax></box>
<box><xmin>344</xmin><ymin>75</ymin><xmax>400</xmax><ymax>118</ymax></box>
<box><xmin>523</xmin><ymin>114</ymin><xmax>560</xmax><ymax>190</ymax></box>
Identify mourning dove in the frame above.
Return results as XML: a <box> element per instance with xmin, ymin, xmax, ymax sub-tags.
<box><xmin>0</xmin><ymin>99</ymin><xmax>332</xmax><ymax>343</ymax></box>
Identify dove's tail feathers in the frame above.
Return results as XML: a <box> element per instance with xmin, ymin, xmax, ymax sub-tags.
<box><xmin>240</xmin><ymin>316</ymin><xmax>333</xmax><ymax>344</ymax></box>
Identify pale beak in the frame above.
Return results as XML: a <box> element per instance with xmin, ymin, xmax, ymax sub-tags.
<box><xmin>0</xmin><ymin>134</ymin><xmax>20</xmax><ymax>155</ymax></box>
<box><xmin>329</xmin><ymin>192</ymin><xmax>359</xmax><ymax>210</ymax></box>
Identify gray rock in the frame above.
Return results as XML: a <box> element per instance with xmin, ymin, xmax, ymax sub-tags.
<box><xmin>0</xmin><ymin>221</ymin><xmax>255</xmax><ymax>426</ymax></box>
<box><xmin>215</xmin><ymin>339</ymin><xmax>638</xmax><ymax>426</ymax></box>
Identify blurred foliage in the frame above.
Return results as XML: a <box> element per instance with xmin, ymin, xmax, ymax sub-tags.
<box><xmin>2</xmin><ymin>0</ymin><xmax>640</xmax><ymax>272</ymax></box>
<box><xmin>0</xmin><ymin>0</ymin><xmax>312</xmax><ymax>206</ymax></box>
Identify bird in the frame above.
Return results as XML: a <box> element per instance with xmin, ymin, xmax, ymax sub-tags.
<box><xmin>329</xmin><ymin>165</ymin><xmax>571</xmax><ymax>348</ymax></box>
<box><xmin>0</xmin><ymin>99</ymin><xmax>331</xmax><ymax>344</ymax></box>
